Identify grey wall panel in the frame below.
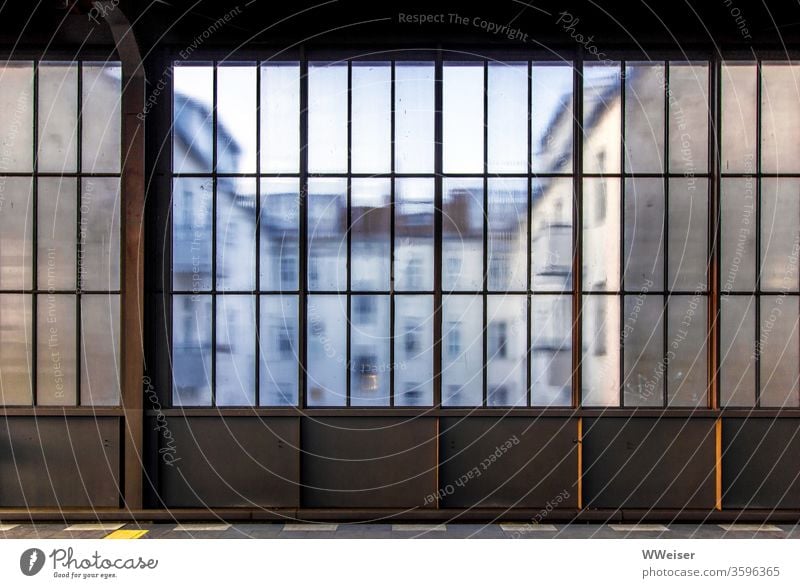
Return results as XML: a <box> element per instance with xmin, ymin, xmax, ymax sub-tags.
<box><xmin>439</xmin><ymin>417</ymin><xmax>578</xmax><ymax>508</ymax></box>
<box><xmin>583</xmin><ymin>418</ymin><xmax>716</xmax><ymax>509</ymax></box>
<box><xmin>301</xmin><ymin>417</ymin><xmax>437</xmax><ymax>508</ymax></box>
<box><xmin>0</xmin><ymin>416</ymin><xmax>120</xmax><ymax>507</ymax></box>
<box><xmin>158</xmin><ymin>417</ymin><xmax>300</xmax><ymax>508</ymax></box>
<box><xmin>723</xmin><ymin>418</ymin><xmax>800</xmax><ymax>509</ymax></box>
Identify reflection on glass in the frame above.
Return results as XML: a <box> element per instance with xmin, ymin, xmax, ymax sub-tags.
<box><xmin>351</xmin><ymin>295</ymin><xmax>390</xmax><ymax>406</ymax></box>
<box><xmin>260</xmin><ymin>178</ymin><xmax>299</xmax><ymax>291</ymax></box>
<box><xmin>173</xmin><ymin>65</ymin><xmax>213</xmax><ymax>173</ymax></box>
<box><xmin>307</xmin><ymin>295</ymin><xmax>346</xmax><ymax>406</ymax></box>
<box><xmin>582</xmin><ymin>294</ymin><xmax>620</xmax><ymax>406</ymax></box>
<box><xmin>395</xmin><ymin>62</ymin><xmax>434</xmax><ymax>173</ymax></box>
<box><xmin>172</xmin><ymin>295</ymin><xmax>212</xmax><ymax>406</ymax></box>
<box><xmin>217</xmin><ymin>64</ymin><xmax>256</xmax><ymax>174</ymax></box>
<box><xmin>352</xmin><ymin>62</ymin><xmax>390</xmax><ymax>173</ymax></box>
<box><xmin>624</xmin><ymin>62</ymin><xmax>665</xmax><ymax>173</ymax></box>
<box><xmin>488</xmin><ymin>179</ymin><xmax>527</xmax><ymax>291</ymax></box>
<box><xmin>669</xmin><ymin>62</ymin><xmax>708</xmax><ymax>174</ymax></box>
<box><xmin>395</xmin><ymin>178</ymin><xmax>434</xmax><ymax>291</ymax></box>
<box><xmin>669</xmin><ymin>178</ymin><xmax>708</xmax><ymax>290</ymax></box>
<box><xmin>0</xmin><ymin>294</ymin><xmax>32</xmax><ymax>405</ymax></box>
<box><xmin>80</xmin><ymin>177</ymin><xmax>120</xmax><ymax>291</ymax></box>
<box><xmin>720</xmin><ymin>295</ymin><xmax>755</xmax><ymax>406</ymax></box>
<box><xmin>308</xmin><ymin>62</ymin><xmax>347</xmax><ymax>173</ymax></box>
<box><xmin>395</xmin><ymin>295</ymin><xmax>433</xmax><ymax>406</ymax></box>
<box><xmin>624</xmin><ymin>178</ymin><xmax>664</xmax><ymax>291</ymax></box>
<box><xmin>532</xmin><ymin>178</ymin><xmax>573</xmax><ymax>291</ymax></box>
<box><xmin>761</xmin><ymin>179</ymin><xmax>800</xmax><ymax>292</ymax></box>
<box><xmin>761</xmin><ymin>64</ymin><xmax>800</xmax><ymax>174</ymax></box>
<box><xmin>721</xmin><ymin>178</ymin><xmax>756</xmax><ymax>293</ymax></box>
<box><xmin>532</xmin><ymin>63</ymin><xmax>573</xmax><ymax>173</ymax></box>
<box><xmin>668</xmin><ymin>295</ymin><xmax>708</xmax><ymax>407</ymax></box>
<box><xmin>261</xmin><ymin>63</ymin><xmax>299</xmax><ymax>173</ymax></box>
<box><xmin>38</xmin><ymin>178</ymin><xmax>76</xmax><ymax>290</ymax></box>
<box><xmin>623</xmin><ymin>295</ymin><xmax>664</xmax><ymax>407</ymax></box>
<box><xmin>260</xmin><ymin>295</ymin><xmax>298</xmax><ymax>406</ymax></box>
<box><xmin>0</xmin><ymin>177</ymin><xmax>32</xmax><ymax>290</ymax></box>
<box><xmin>721</xmin><ymin>63</ymin><xmax>757</xmax><ymax>173</ymax></box>
<box><xmin>488</xmin><ymin>63</ymin><xmax>527</xmax><ymax>173</ymax></box>
<box><xmin>37</xmin><ymin>294</ymin><xmax>77</xmax><ymax>406</ymax></box>
<box><xmin>308</xmin><ymin>179</ymin><xmax>347</xmax><ymax>291</ymax></box>
<box><xmin>38</xmin><ymin>62</ymin><xmax>78</xmax><ymax>173</ymax></box>
<box><xmin>82</xmin><ymin>62</ymin><xmax>120</xmax><ymax>173</ymax></box>
<box><xmin>583</xmin><ymin>64</ymin><xmax>621</xmax><ymax>173</ymax></box>
<box><xmin>0</xmin><ymin>62</ymin><xmax>33</xmax><ymax>172</ymax></box>
<box><xmin>351</xmin><ymin>179</ymin><xmax>390</xmax><ymax>291</ymax></box>
<box><xmin>442</xmin><ymin>294</ymin><xmax>483</xmax><ymax>406</ymax></box>
<box><xmin>443</xmin><ymin>178</ymin><xmax>483</xmax><ymax>291</ymax></box>
<box><xmin>172</xmin><ymin>178</ymin><xmax>212</xmax><ymax>291</ymax></box>
<box><xmin>80</xmin><ymin>294</ymin><xmax>120</xmax><ymax>405</ymax></box>
<box><xmin>216</xmin><ymin>295</ymin><xmax>255</xmax><ymax>406</ymax></box>
<box><xmin>760</xmin><ymin>296</ymin><xmax>799</xmax><ymax>407</ymax></box>
<box><xmin>217</xmin><ymin>177</ymin><xmax>255</xmax><ymax>291</ymax></box>
<box><xmin>532</xmin><ymin>295</ymin><xmax>571</xmax><ymax>406</ymax></box>
<box><xmin>487</xmin><ymin>295</ymin><xmax>526</xmax><ymax>406</ymax></box>
<box><xmin>443</xmin><ymin>63</ymin><xmax>484</xmax><ymax>173</ymax></box>
<box><xmin>583</xmin><ymin>178</ymin><xmax>620</xmax><ymax>291</ymax></box>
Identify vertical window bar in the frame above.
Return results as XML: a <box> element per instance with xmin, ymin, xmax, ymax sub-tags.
<box><xmin>709</xmin><ymin>54</ymin><xmax>721</xmax><ymax>410</ymax></box>
<box><xmin>211</xmin><ymin>60</ymin><xmax>218</xmax><ymax>407</ymax></box>
<box><xmin>299</xmin><ymin>53</ymin><xmax>309</xmax><ymax>409</ymax></box>
<box><xmin>619</xmin><ymin>60</ymin><xmax>626</xmax><ymax>408</ymax></box>
<box><xmin>76</xmin><ymin>61</ymin><xmax>83</xmax><ymax>407</ymax></box>
<box><xmin>482</xmin><ymin>60</ymin><xmax>489</xmax><ymax>407</ymax></box>
<box><xmin>526</xmin><ymin>60</ymin><xmax>533</xmax><ymax>407</ymax></box>
<box><xmin>255</xmin><ymin>63</ymin><xmax>262</xmax><ymax>404</ymax></box>
<box><xmin>663</xmin><ymin>61</ymin><xmax>670</xmax><ymax>408</ymax></box>
<box><xmin>31</xmin><ymin>60</ymin><xmax>38</xmax><ymax>406</ymax></box>
<box><xmin>573</xmin><ymin>52</ymin><xmax>583</xmax><ymax>408</ymax></box>
<box><xmin>755</xmin><ymin>60</ymin><xmax>762</xmax><ymax>407</ymax></box>
<box><xmin>433</xmin><ymin>50</ymin><xmax>443</xmax><ymax>408</ymax></box>
<box><xmin>346</xmin><ymin>61</ymin><xmax>352</xmax><ymax>407</ymax></box>
<box><xmin>390</xmin><ymin>61</ymin><xmax>396</xmax><ymax>407</ymax></box>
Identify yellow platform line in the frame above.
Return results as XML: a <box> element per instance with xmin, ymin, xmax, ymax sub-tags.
<box><xmin>104</xmin><ymin>529</ymin><xmax>148</xmax><ymax>539</ymax></box>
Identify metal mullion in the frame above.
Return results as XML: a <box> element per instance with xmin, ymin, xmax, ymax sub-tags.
<box><xmin>299</xmin><ymin>53</ymin><xmax>308</xmax><ymax>409</ymax></box>
<box><xmin>663</xmin><ymin>61</ymin><xmax>670</xmax><ymax>408</ymax></box>
<box><xmin>31</xmin><ymin>60</ymin><xmax>38</xmax><ymax>406</ymax></box>
<box><xmin>526</xmin><ymin>60</ymin><xmax>532</xmax><ymax>407</ymax></box>
<box><xmin>482</xmin><ymin>60</ymin><xmax>488</xmax><ymax>408</ymax></box>
<box><xmin>255</xmin><ymin>63</ymin><xmax>262</xmax><ymax>407</ymax></box>
<box><xmin>755</xmin><ymin>60</ymin><xmax>762</xmax><ymax>407</ymax></box>
<box><xmin>211</xmin><ymin>60</ymin><xmax>218</xmax><ymax>407</ymax></box>
<box><xmin>390</xmin><ymin>61</ymin><xmax>396</xmax><ymax>407</ymax></box>
<box><xmin>709</xmin><ymin>54</ymin><xmax>721</xmax><ymax>410</ymax></box>
<box><xmin>346</xmin><ymin>60</ymin><xmax>352</xmax><ymax>408</ymax></box>
<box><xmin>619</xmin><ymin>60</ymin><xmax>626</xmax><ymax>408</ymax></box>
<box><xmin>75</xmin><ymin>61</ymin><xmax>83</xmax><ymax>408</ymax></box>
<box><xmin>574</xmin><ymin>53</ymin><xmax>583</xmax><ymax>409</ymax></box>
<box><xmin>433</xmin><ymin>51</ymin><xmax>443</xmax><ymax>408</ymax></box>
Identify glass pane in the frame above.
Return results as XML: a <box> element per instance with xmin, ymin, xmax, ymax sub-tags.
<box><xmin>582</xmin><ymin>294</ymin><xmax>620</xmax><ymax>406</ymax></box>
<box><xmin>259</xmin><ymin>295</ymin><xmax>298</xmax><ymax>406</ymax></box>
<box><xmin>624</xmin><ymin>62</ymin><xmax>665</xmax><ymax>173</ymax></box>
<box><xmin>532</xmin><ymin>295</ymin><xmax>572</xmax><ymax>406</ymax></box>
<box><xmin>761</xmin><ymin>178</ymin><xmax>800</xmax><ymax>292</ymax></box>
<box><xmin>442</xmin><ymin>294</ymin><xmax>483</xmax><ymax>406</ymax></box>
<box><xmin>488</xmin><ymin>63</ymin><xmax>527</xmax><ymax>173</ymax></box>
<box><xmin>173</xmin><ymin>65</ymin><xmax>213</xmax><ymax>173</ymax></box>
<box><xmin>668</xmin><ymin>178</ymin><xmax>708</xmax><ymax>290</ymax></box>
<box><xmin>308</xmin><ymin>62</ymin><xmax>347</xmax><ymax>173</ymax></box>
<box><xmin>38</xmin><ymin>62</ymin><xmax>78</xmax><ymax>173</ymax></box>
<box><xmin>532</xmin><ymin>177</ymin><xmax>573</xmax><ymax>291</ymax></box>
<box><xmin>172</xmin><ymin>177</ymin><xmax>213</xmax><ymax>291</ymax></box>
<box><xmin>394</xmin><ymin>295</ymin><xmax>433</xmax><ymax>406</ymax></box>
<box><xmin>487</xmin><ymin>295</ymin><xmax>526</xmax><ymax>406</ymax></box>
<box><xmin>216</xmin><ymin>64</ymin><xmax>256</xmax><ymax>173</ymax></box>
<box><xmin>532</xmin><ymin>63</ymin><xmax>573</xmax><ymax>173</ymax></box>
<box><xmin>36</xmin><ymin>294</ymin><xmax>77</xmax><ymax>406</ymax></box>
<box><xmin>38</xmin><ymin>178</ymin><xmax>76</xmax><ymax>290</ymax></box>
<box><xmin>261</xmin><ymin>63</ymin><xmax>299</xmax><ymax>173</ymax></box>
<box><xmin>82</xmin><ymin>62</ymin><xmax>120</xmax><ymax>173</ymax></box>
<box><xmin>172</xmin><ymin>294</ymin><xmax>212</xmax><ymax>406</ymax></box>
<box><xmin>351</xmin><ymin>179</ymin><xmax>390</xmax><ymax>291</ymax></box>
<box><xmin>623</xmin><ymin>294</ymin><xmax>664</xmax><ymax>407</ymax></box>
<box><xmin>762</xmin><ymin>64</ymin><xmax>800</xmax><ymax>174</ymax></box>
<box><xmin>352</xmin><ymin>62</ymin><xmax>390</xmax><ymax>173</ymax></box>
<box><xmin>260</xmin><ymin>178</ymin><xmax>299</xmax><ymax>291</ymax></box>
<box><xmin>308</xmin><ymin>179</ymin><xmax>347</xmax><ymax>291</ymax></box>
<box><xmin>216</xmin><ymin>295</ymin><xmax>255</xmax><ymax>406</ymax></box>
<box><xmin>395</xmin><ymin>62</ymin><xmax>434</xmax><ymax>173</ymax></box>
<box><xmin>0</xmin><ymin>177</ymin><xmax>32</xmax><ymax>290</ymax></box>
<box><xmin>583</xmin><ymin>178</ymin><xmax>620</xmax><ymax>291</ymax></box>
<box><xmin>0</xmin><ymin>294</ymin><xmax>32</xmax><ymax>405</ymax></box>
<box><xmin>0</xmin><ymin>62</ymin><xmax>33</xmax><ymax>172</ymax></box>
<box><xmin>721</xmin><ymin>63</ymin><xmax>756</xmax><ymax>173</ymax></box>
<box><xmin>668</xmin><ymin>62</ymin><xmax>708</xmax><ymax>174</ymax></box>
<box><xmin>583</xmin><ymin>64</ymin><xmax>621</xmax><ymax>173</ymax></box>
<box><xmin>395</xmin><ymin>178</ymin><xmax>434</xmax><ymax>291</ymax></box>
<box><xmin>624</xmin><ymin>178</ymin><xmax>664</xmax><ymax>291</ymax></box>
<box><xmin>720</xmin><ymin>295</ymin><xmax>755</xmax><ymax>407</ymax></box>
<box><xmin>217</xmin><ymin>177</ymin><xmax>255</xmax><ymax>291</ymax></box>
<box><xmin>668</xmin><ymin>295</ymin><xmax>708</xmax><ymax>407</ymax></box>
<box><xmin>443</xmin><ymin>63</ymin><xmax>484</xmax><ymax>173</ymax></box>
<box><xmin>80</xmin><ymin>294</ymin><xmax>120</xmax><ymax>405</ymax></box>
<box><xmin>443</xmin><ymin>178</ymin><xmax>483</xmax><ymax>291</ymax></box>
<box><xmin>307</xmin><ymin>295</ymin><xmax>346</xmax><ymax>406</ymax></box>
<box><xmin>350</xmin><ymin>295</ymin><xmax>390</xmax><ymax>406</ymax></box>
<box><xmin>721</xmin><ymin>178</ymin><xmax>756</xmax><ymax>293</ymax></box>
<box><xmin>488</xmin><ymin>178</ymin><xmax>527</xmax><ymax>291</ymax></box>
<box><xmin>79</xmin><ymin>177</ymin><xmax>120</xmax><ymax>291</ymax></box>
<box><xmin>760</xmin><ymin>296</ymin><xmax>799</xmax><ymax>407</ymax></box>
